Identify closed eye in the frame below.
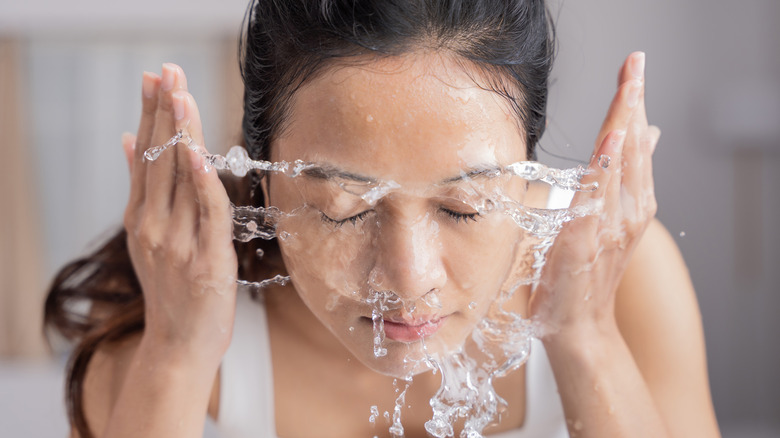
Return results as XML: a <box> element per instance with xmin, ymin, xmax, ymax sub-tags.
<box><xmin>320</xmin><ymin>210</ymin><xmax>373</xmax><ymax>228</ymax></box>
<box><xmin>440</xmin><ymin>207</ymin><xmax>480</xmax><ymax>224</ymax></box>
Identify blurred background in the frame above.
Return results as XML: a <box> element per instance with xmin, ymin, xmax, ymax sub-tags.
<box><xmin>0</xmin><ymin>0</ymin><xmax>778</xmax><ymax>436</ymax></box>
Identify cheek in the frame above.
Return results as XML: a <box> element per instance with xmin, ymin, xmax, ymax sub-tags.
<box><xmin>276</xmin><ymin>207</ymin><xmax>376</xmax><ymax>299</ymax></box>
<box><xmin>442</xmin><ymin>218</ymin><xmax>524</xmax><ymax>290</ymax></box>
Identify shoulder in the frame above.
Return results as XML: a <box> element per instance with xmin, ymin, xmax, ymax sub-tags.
<box><xmin>77</xmin><ymin>333</ymin><xmax>143</xmax><ymax>437</ymax></box>
<box><xmin>75</xmin><ymin>333</ymin><xmax>221</xmax><ymax>437</ymax></box>
<box><xmin>615</xmin><ymin>219</ymin><xmax>721</xmax><ymax>436</ymax></box>
<box><xmin>616</xmin><ymin>219</ymin><xmax>698</xmax><ymax>340</ymax></box>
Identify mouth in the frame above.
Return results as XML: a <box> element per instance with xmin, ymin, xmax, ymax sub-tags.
<box><xmin>371</xmin><ymin>315</ymin><xmax>446</xmax><ymax>343</ymax></box>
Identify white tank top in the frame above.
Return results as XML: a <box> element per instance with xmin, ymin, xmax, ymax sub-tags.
<box><xmin>210</xmin><ymin>186</ymin><xmax>574</xmax><ymax>438</ymax></box>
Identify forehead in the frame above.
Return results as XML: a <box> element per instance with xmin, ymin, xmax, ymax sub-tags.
<box><xmin>272</xmin><ymin>52</ymin><xmax>526</xmax><ymax>186</ymax></box>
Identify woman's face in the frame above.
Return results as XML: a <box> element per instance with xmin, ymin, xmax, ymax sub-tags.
<box><xmin>267</xmin><ymin>53</ymin><xmax>531</xmax><ymax>377</ymax></box>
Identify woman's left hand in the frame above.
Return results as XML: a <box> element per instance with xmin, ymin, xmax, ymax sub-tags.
<box><xmin>528</xmin><ymin>51</ymin><xmax>662</xmax><ymax>340</ymax></box>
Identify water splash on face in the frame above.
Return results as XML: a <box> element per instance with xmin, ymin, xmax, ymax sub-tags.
<box><xmin>365</xmin><ymin>290</ymin><xmax>404</xmax><ymax>358</ymax></box>
<box><xmin>147</xmin><ymin>131</ymin><xmax>607</xmax><ymax>437</ymax></box>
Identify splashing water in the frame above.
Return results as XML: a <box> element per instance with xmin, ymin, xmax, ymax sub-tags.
<box><xmin>232</xmin><ymin>204</ymin><xmax>281</xmax><ymax>242</ymax></box>
<box><xmin>146</xmin><ymin>131</ymin><xmax>609</xmax><ymax>437</ymax></box>
<box><xmin>372</xmin><ymin>308</ymin><xmax>388</xmax><ymax>358</ymax></box>
<box><xmin>389</xmin><ymin>379</ymin><xmax>411</xmax><ymax>437</ymax></box>
<box><xmin>366</xmin><ymin>290</ymin><xmax>403</xmax><ymax>358</ymax></box>
<box><xmin>505</xmin><ymin>161</ymin><xmax>597</xmax><ymax>192</ymax></box>
<box><xmin>369</xmin><ymin>405</ymin><xmax>380</xmax><ymax>424</ymax></box>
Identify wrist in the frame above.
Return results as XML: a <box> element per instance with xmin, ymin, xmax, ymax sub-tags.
<box><xmin>539</xmin><ymin>319</ymin><xmax>626</xmax><ymax>362</ymax></box>
<box><xmin>138</xmin><ymin>331</ymin><xmax>225</xmax><ymax>375</ymax></box>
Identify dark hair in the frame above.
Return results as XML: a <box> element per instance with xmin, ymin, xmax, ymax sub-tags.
<box><xmin>241</xmin><ymin>0</ymin><xmax>554</xmax><ymax>165</ymax></box>
<box><xmin>45</xmin><ymin>1</ymin><xmax>555</xmax><ymax>437</ymax></box>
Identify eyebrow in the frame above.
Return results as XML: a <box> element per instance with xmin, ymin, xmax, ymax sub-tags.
<box><xmin>301</xmin><ymin>165</ymin><xmax>377</xmax><ymax>183</ymax></box>
<box><xmin>301</xmin><ymin>163</ymin><xmax>502</xmax><ymax>185</ymax></box>
<box><xmin>438</xmin><ymin>165</ymin><xmax>502</xmax><ymax>184</ymax></box>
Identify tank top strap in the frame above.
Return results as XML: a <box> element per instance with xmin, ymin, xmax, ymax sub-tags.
<box><xmin>516</xmin><ymin>338</ymin><xmax>568</xmax><ymax>437</ymax></box>
<box><xmin>216</xmin><ymin>291</ymin><xmax>278</xmax><ymax>438</ymax></box>
<box><xmin>546</xmin><ymin>185</ymin><xmax>575</xmax><ymax>209</ymax></box>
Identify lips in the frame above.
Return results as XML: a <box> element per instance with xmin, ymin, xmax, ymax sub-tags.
<box><xmin>382</xmin><ymin>317</ymin><xmax>445</xmax><ymax>342</ymax></box>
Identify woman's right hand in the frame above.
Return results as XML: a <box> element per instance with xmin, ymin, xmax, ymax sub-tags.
<box><xmin>121</xmin><ymin>64</ymin><xmax>237</xmax><ymax>365</ymax></box>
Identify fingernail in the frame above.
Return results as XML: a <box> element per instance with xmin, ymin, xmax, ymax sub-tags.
<box><xmin>627</xmin><ymin>80</ymin><xmax>641</xmax><ymax>108</ymax></box>
<box><xmin>630</xmin><ymin>52</ymin><xmax>645</xmax><ymax>80</ymax></box>
<box><xmin>173</xmin><ymin>92</ymin><xmax>186</xmax><ymax>120</ymax></box>
<box><xmin>142</xmin><ymin>72</ymin><xmax>156</xmax><ymax>98</ymax></box>
<box><xmin>161</xmin><ymin>63</ymin><xmax>176</xmax><ymax>91</ymax></box>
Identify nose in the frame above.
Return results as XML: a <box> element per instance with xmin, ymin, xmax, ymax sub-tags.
<box><xmin>369</xmin><ymin>212</ymin><xmax>447</xmax><ymax>302</ymax></box>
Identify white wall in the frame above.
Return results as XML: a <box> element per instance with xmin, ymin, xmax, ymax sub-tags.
<box><xmin>0</xmin><ymin>0</ymin><xmax>249</xmax><ymax>35</ymax></box>
<box><xmin>541</xmin><ymin>0</ymin><xmax>780</xmax><ymax>431</ymax></box>
<box><xmin>25</xmin><ymin>37</ymin><xmax>229</xmax><ymax>276</ymax></box>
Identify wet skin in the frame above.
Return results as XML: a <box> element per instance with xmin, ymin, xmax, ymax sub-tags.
<box><xmin>264</xmin><ymin>52</ymin><xmax>535</xmax><ymax>378</ymax></box>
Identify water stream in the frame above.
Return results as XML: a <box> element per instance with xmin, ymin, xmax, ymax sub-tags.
<box><xmin>146</xmin><ymin>132</ymin><xmax>605</xmax><ymax>437</ymax></box>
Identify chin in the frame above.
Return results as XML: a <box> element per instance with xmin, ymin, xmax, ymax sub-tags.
<box><xmin>357</xmin><ymin>343</ymin><xmax>437</xmax><ymax>379</ymax></box>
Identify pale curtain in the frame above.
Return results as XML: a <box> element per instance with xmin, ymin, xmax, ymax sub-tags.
<box><xmin>0</xmin><ymin>35</ymin><xmax>242</xmax><ymax>359</ymax></box>
<box><xmin>0</xmin><ymin>37</ymin><xmax>47</xmax><ymax>359</ymax></box>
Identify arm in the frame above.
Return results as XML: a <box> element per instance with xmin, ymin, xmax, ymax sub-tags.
<box><xmin>74</xmin><ymin>64</ymin><xmax>236</xmax><ymax>438</ymax></box>
<box><xmin>73</xmin><ymin>334</ymin><xmax>222</xmax><ymax>438</ymax></box>
<box><xmin>614</xmin><ymin>219</ymin><xmax>720</xmax><ymax>437</ymax></box>
<box><xmin>542</xmin><ymin>219</ymin><xmax>721</xmax><ymax>438</ymax></box>
<box><xmin>529</xmin><ymin>52</ymin><xmax>720</xmax><ymax>438</ymax></box>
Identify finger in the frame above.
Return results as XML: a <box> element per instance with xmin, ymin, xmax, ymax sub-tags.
<box><xmin>558</xmin><ymin>132</ymin><xmax>618</xmax><ymax>263</ymax></box>
<box><xmin>595</xmin><ymin>52</ymin><xmax>645</xmax><ymax>152</ymax></box>
<box><xmin>616</xmin><ymin>51</ymin><xmax>645</xmax><ymax>88</ymax></box>
<box><xmin>128</xmin><ymin>72</ymin><xmax>160</xmax><ymax>212</ymax></box>
<box><xmin>646</xmin><ymin>125</ymin><xmax>661</xmax><ymax>155</ymax></box>
<box><xmin>641</xmin><ymin>125</ymin><xmax>661</xmax><ymax>202</ymax></box>
<box><xmin>162</xmin><ymin>88</ymin><xmax>232</xmax><ymax>256</ymax></box>
<box><xmin>602</xmin><ymin>130</ymin><xmax>627</xmax><ymax>223</ymax></box>
<box><xmin>621</xmin><ymin>67</ymin><xmax>647</xmax><ymax>199</ymax></box>
<box><xmin>121</xmin><ymin>132</ymin><xmax>136</xmax><ymax>173</ymax></box>
<box><xmin>145</xmin><ymin>63</ymin><xmax>188</xmax><ymax>216</ymax></box>
<box><xmin>564</xmin><ymin>129</ymin><xmax>626</xmax><ymax>248</ymax></box>
<box><xmin>194</xmin><ymin>154</ymin><xmax>234</xmax><ymax>257</ymax></box>
<box><xmin>170</xmin><ymin>91</ymin><xmax>204</xmax><ymax>245</ymax></box>
<box><xmin>572</xmin><ymin>129</ymin><xmax>626</xmax><ymax>204</ymax></box>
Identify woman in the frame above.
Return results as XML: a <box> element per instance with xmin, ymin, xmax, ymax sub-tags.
<box><xmin>45</xmin><ymin>1</ymin><xmax>722</xmax><ymax>437</ymax></box>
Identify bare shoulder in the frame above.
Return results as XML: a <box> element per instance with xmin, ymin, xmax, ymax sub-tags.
<box><xmin>615</xmin><ymin>219</ymin><xmax>721</xmax><ymax>437</ymax></box>
<box><xmin>75</xmin><ymin>333</ymin><xmax>143</xmax><ymax>437</ymax></box>
<box><xmin>74</xmin><ymin>333</ymin><xmax>221</xmax><ymax>437</ymax></box>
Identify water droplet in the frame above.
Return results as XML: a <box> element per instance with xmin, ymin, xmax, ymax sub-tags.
<box><xmin>468</xmin><ymin>301</ymin><xmax>477</xmax><ymax>310</ymax></box>
<box><xmin>235</xmin><ymin>275</ymin><xmax>290</xmax><ymax>291</ymax></box>
<box><xmin>598</xmin><ymin>154</ymin><xmax>611</xmax><ymax>169</ymax></box>
<box><xmin>366</xmin><ymin>114</ymin><xmax>374</xmax><ymax>122</ymax></box>
<box><xmin>348</xmin><ymin>326</ymin><xmax>355</xmax><ymax>333</ymax></box>
<box><xmin>143</xmin><ymin>145</ymin><xmax>167</xmax><ymax>161</ymax></box>
<box><xmin>372</xmin><ymin>307</ymin><xmax>388</xmax><ymax>358</ymax></box>
<box><xmin>679</xmin><ymin>231</ymin><xmax>686</xmax><ymax>237</ymax></box>
<box><xmin>255</xmin><ymin>248</ymin><xmax>265</xmax><ymax>259</ymax></box>
<box><xmin>226</xmin><ymin>145</ymin><xmax>250</xmax><ymax>177</ymax></box>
